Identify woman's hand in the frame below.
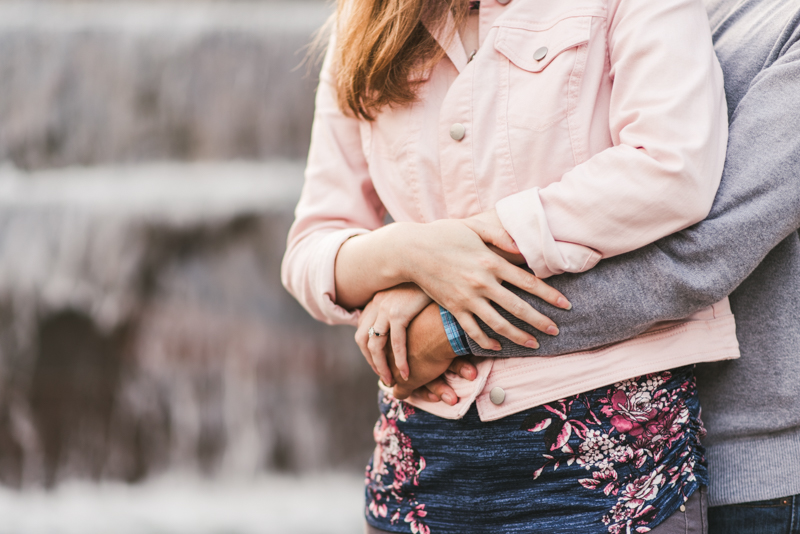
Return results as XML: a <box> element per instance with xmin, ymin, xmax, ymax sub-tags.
<box><xmin>336</xmin><ymin>208</ymin><xmax>570</xmax><ymax>351</ymax></box>
<box><xmin>397</xmin><ymin>214</ymin><xmax>571</xmax><ymax>351</ymax></box>
<box><xmin>355</xmin><ymin>283</ymin><xmax>432</xmax><ymax>385</ymax></box>
<box><xmin>461</xmin><ymin>209</ymin><xmax>527</xmax><ymax>265</ymax></box>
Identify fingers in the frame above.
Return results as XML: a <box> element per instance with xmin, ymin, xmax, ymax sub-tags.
<box><xmin>422</xmin><ymin>377</ymin><xmax>458</xmax><ymax>406</ymax></box>
<box><xmin>448</xmin><ymin>357</ymin><xmax>477</xmax><ymax>381</ymax></box>
<box><xmin>455</xmin><ymin>311</ymin><xmax>501</xmax><ymax>351</ymax></box>
<box><xmin>473</xmin><ymin>299</ymin><xmax>543</xmax><ymax>349</ymax></box>
<box><xmin>487</xmin><ymin>244</ymin><xmax>526</xmax><ymax>266</ymax></box>
<box><xmin>355</xmin><ymin>305</ymin><xmax>380</xmax><ymax>377</ymax></box>
<box><xmin>491</xmin><ymin>284</ymin><xmax>561</xmax><ymax>337</ymax></box>
<box><xmin>463</xmin><ymin>218</ymin><xmax>520</xmax><ymax>256</ymax></box>
<box><xmin>477</xmin><ymin>225</ymin><xmax>520</xmax><ymax>256</ymax></box>
<box><xmin>498</xmin><ymin>262</ymin><xmax>572</xmax><ymax>311</ymax></box>
<box><xmin>389</xmin><ymin>321</ymin><xmax>410</xmax><ymax>382</ymax></box>
<box><xmin>393</xmin><ymin>382</ymin><xmax>414</xmax><ymax>400</ymax></box>
<box><xmin>367</xmin><ymin>316</ymin><xmax>393</xmax><ymax>387</ymax></box>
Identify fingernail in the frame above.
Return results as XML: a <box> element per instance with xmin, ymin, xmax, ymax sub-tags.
<box><xmin>546</xmin><ymin>325</ymin><xmax>559</xmax><ymax>336</ymax></box>
<box><xmin>460</xmin><ymin>368</ymin><xmax>476</xmax><ymax>380</ymax></box>
<box><xmin>401</xmin><ymin>371</ymin><xmax>409</xmax><ymax>381</ymax></box>
<box><xmin>442</xmin><ymin>393</ymin><xmax>456</xmax><ymax>405</ymax></box>
<box><xmin>492</xmin><ymin>342</ymin><xmax>501</xmax><ymax>351</ymax></box>
<box><xmin>557</xmin><ymin>297</ymin><xmax>572</xmax><ymax>310</ymax></box>
<box><xmin>525</xmin><ymin>339</ymin><xmax>540</xmax><ymax>349</ymax></box>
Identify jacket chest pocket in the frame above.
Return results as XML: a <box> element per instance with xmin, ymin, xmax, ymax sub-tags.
<box><xmin>494</xmin><ymin>16</ymin><xmax>592</xmax><ymax>132</ymax></box>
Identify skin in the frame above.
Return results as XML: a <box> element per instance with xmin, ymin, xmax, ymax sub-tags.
<box><xmin>338</xmin><ymin>209</ymin><xmax>571</xmax><ymax>386</ymax></box>
<box><xmin>387</xmin><ymin>303</ymin><xmax>478</xmax><ymax>405</ymax></box>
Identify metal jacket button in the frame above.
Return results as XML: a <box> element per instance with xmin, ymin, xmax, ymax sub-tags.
<box><xmin>450</xmin><ymin>123</ymin><xmax>466</xmax><ymax>141</ymax></box>
<box><xmin>534</xmin><ymin>46</ymin><xmax>548</xmax><ymax>61</ymax></box>
<box><xmin>497</xmin><ymin>0</ymin><xmax>511</xmax><ymax>4</ymax></box>
<box><xmin>490</xmin><ymin>387</ymin><xmax>506</xmax><ymax>405</ymax></box>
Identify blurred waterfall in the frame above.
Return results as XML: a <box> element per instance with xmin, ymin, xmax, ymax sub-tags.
<box><xmin>0</xmin><ymin>2</ymin><xmax>329</xmax><ymax>169</ymax></box>
<box><xmin>0</xmin><ymin>162</ymin><xmax>378</xmax><ymax>489</ymax></box>
<box><xmin>0</xmin><ymin>2</ymin><xmax>379</xmax><ymax>513</ymax></box>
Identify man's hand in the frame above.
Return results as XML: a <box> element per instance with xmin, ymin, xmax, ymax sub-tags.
<box><xmin>388</xmin><ymin>302</ymin><xmax>478</xmax><ymax>406</ymax></box>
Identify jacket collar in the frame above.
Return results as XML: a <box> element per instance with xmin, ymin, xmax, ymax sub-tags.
<box><xmin>423</xmin><ymin>10</ymin><xmax>468</xmax><ymax>73</ymax></box>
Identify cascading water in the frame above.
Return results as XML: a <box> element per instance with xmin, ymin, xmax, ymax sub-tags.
<box><xmin>0</xmin><ymin>3</ymin><xmax>376</xmax><ymax>532</ymax></box>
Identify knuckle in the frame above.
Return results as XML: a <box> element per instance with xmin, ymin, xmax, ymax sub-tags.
<box><xmin>509</xmin><ymin>300</ymin><xmax>528</xmax><ymax>317</ymax></box>
<box><xmin>464</xmin><ymin>274</ymin><xmax>484</xmax><ymax>291</ymax></box>
<box><xmin>476</xmin><ymin>254</ymin><xmax>498</xmax><ymax>271</ymax></box>
<box><xmin>509</xmin><ymin>329</ymin><xmax>528</xmax><ymax>344</ymax></box>
<box><xmin>488</xmin><ymin>318</ymin><xmax>506</xmax><ymax>332</ymax></box>
<box><xmin>521</xmin><ymin>273</ymin><xmax>539</xmax><ymax>291</ymax></box>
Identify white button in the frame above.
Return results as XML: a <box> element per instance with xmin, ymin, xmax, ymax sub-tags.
<box><xmin>497</xmin><ymin>0</ymin><xmax>511</xmax><ymax>4</ymax></box>
<box><xmin>533</xmin><ymin>46</ymin><xmax>548</xmax><ymax>61</ymax></box>
<box><xmin>450</xmin><ymin>123</ymin><xmax>466</xmax><ymax>141</ymax></box>
<box><xmin>490</xmin><ymin>387</ymin><xmax>506</xmax><ymax>405</ymax></box>
<box><xmin>679</xmin><ymin>505</ymin><xmax>686</xmax><ymax>513</ymax></box>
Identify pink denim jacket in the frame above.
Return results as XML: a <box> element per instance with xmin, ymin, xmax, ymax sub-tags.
<box><xmin>282</xmin><ymin>0</ymin><xmax>739</xmax><ymax>421</ymax></box>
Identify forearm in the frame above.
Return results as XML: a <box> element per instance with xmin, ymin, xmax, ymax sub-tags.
<box><xmin>333</xmin><ymin>223</ymin><xmax>411</xmax><ymax>310</ymax></box>
<box><xmin>467</xmin><ymin>46</ymin><xmax>800</xmax><ymax>357</ymax></box>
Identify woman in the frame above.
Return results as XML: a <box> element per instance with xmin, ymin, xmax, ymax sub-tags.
<box><xmin>282</xmin><ymin>0</ymin><xmax>737</xmax><ymax>531</ymax></box>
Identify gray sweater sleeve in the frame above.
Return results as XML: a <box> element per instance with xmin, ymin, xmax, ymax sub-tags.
<box><xmin>468</xmin><ymin>40</ymin><xmax>800</xmax><ymax>357</ymax></box>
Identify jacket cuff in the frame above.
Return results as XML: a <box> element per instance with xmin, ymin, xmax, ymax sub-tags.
<box><xmin>495</xmin><ymin>188</ymin><xmax>601</xmax><ymax>279</ymax></box>
<box><xmin>312</xmin><ymin>228</ymin><xmax>372</xmax><ymax>325</ymax></box>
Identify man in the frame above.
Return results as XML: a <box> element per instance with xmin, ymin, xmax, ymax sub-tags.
<box><xmin>391</xmin><ymin>0</ymin><xmax>800</xmax><ymax>530</ymax></box>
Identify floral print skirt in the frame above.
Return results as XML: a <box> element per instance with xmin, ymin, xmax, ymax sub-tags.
<box><xmin>364</xmin><ymin>366</ymin><xmax>707</xmax><ymax>534</ymax></box>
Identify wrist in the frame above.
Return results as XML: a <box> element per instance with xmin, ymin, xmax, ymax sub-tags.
<box><xmin>379</xmin><ymin>221</ymin><xmax>420</xmax><ymax>285</ymax></box>
<box><xmin>408</xmin><ymin>303</ymin><xmax>457</xmax><ymax>363</ymax></box>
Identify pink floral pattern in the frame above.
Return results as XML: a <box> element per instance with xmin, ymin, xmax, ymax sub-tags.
<box><xmin>521</xmin><ymin>371</ymin><xmax>705</xmax><ymax>534</ymax></box>
<box><xmin>366</xmin><ymin>395</ymin><xmax>430</xmax><ymax>534</ymax></box>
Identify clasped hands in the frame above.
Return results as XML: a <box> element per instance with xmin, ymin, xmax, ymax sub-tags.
<box><xmin>354</xmin><ymin>209</ymin><xmax>571</xmax><ymax>405</ymax></box>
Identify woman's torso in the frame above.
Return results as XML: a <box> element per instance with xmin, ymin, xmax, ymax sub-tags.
<box><xmin>360</xmin><ymin>0</ymin><xmax>612</xmax><ymax>223</ymax></box>
<box><xmin>356</xmin><ymin>0</ymin><xmax>739</xmax><ymax>421</ymax></box>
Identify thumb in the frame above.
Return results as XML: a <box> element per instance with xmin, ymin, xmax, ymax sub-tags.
<box><xmin>462</xmin><ymin>215</ymin><xmax>520</xmax><ymax>255</ymax></box>
<box><xmin>486</xmin><ymin>227</ymin><xmax>520</xmax><ymax>255</ymax></box>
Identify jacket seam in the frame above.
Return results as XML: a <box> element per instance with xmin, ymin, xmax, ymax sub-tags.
<box><xmin>493</xmin><ymin>9</ymin><xmax>608</xmax><ymax>31</ymax></box>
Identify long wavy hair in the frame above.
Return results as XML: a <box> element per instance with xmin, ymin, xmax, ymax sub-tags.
<box><xmin>331</xmin><ymin>0</ymin><xmax>467</xmax><ymax>120</ymax></box>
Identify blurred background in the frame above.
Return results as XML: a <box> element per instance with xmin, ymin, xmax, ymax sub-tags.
<box><xmin>0</xmin><ymin>0</ymin><xmax>378</xmax><ymax>532</ymax></box>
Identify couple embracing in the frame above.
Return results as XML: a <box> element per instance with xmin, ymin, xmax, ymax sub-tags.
<box><xmin>283</xmin><ymin>0</ymin><xmax>800</xmax><ymax>531</ymax></box>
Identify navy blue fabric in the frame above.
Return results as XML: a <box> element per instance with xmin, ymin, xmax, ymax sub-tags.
<box><xmin>708</xmin><ymin>494</ymin><xmax>800</xmax><ymax>534</ymax></box>
<box><xmin>365</xmin><ymin>366</ymin><xmax>707</xmax><ymax>533</ymax></box>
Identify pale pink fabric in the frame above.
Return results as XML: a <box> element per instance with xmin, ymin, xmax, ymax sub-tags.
<box><xmin>282</xmin><ymin>0</ymin><xmax>739</xmax><ymax>420</ymax></box>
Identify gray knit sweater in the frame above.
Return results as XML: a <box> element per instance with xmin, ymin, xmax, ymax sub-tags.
<box><xmin>467</xmin><ymin>0</ymin><xmax>800</xmax><ymax>507</ymax></box>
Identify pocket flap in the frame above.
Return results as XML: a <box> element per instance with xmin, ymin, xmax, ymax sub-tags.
<box><xmin>494</xmin><ymin>16</ymin><xmax>592</xmax><ymax>72</ymax></box>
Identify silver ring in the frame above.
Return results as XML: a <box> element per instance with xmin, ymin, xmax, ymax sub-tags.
<box><xmin>368</xmin><ymin>327</ymin><xmax>384</xmax><ymax>338</ymax></box>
